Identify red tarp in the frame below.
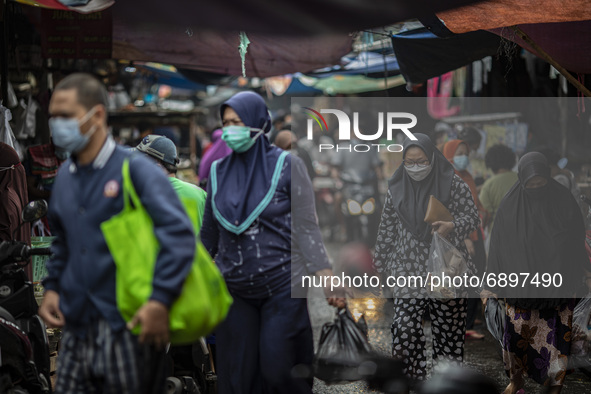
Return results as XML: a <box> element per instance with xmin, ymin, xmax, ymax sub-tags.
<box><xmin>436</xmin><ymin>0</ymin><xmax>591</xmax><ymax>73</ymax></box>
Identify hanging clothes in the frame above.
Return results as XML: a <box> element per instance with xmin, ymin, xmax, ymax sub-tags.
<box><xmin>427</xmin><ymin>72</ymin><xmax>461</xmax><ymax>119</ymax></box>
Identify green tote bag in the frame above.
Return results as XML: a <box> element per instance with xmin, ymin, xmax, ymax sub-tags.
<box><xmin>101</xmin><ymin>159</ymin><xmax>232</xmax><ymax>345</ymax></box>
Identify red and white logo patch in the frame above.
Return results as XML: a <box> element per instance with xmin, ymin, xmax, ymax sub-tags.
<box><xmin>104</xmin><ymin>180</ymin><xmax>120</xmax><ymax>198</ymax></box>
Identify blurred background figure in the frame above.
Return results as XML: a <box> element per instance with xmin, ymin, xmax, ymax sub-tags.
<box><xmin>479</xmin><ymin>144</ymin><xmax>518</xmax><ymax>251</ymax></box>
<box><xmin>275</xmin><ymin>130</ymin><xmax>316</xmax><ymax>181</ymax></box>
<box><xmin>198</xmin><ymin>128</ymin><xmax>232</xmax><ymax>188</ymax></box>
<box><xmin>0</xmin><ymin>142</ymin><xmax>30</xmax><ymax>243</ymax></box>
<box><xmin>533</xmin><ymin>146</ymin><xmax>585</xmax><ymax>219</ymax></box>
<box><xmin>457</xmin><ymin>126</ymin><xmax>483</xmax><ymax>154</ymax></box>
<box><xmin>443</xmin><ymin>139</ymin><xmax>487</xmax><ymax>340</ymax></box>
<box><xmin>274</xmin><ymin>129</ymin><xmax>296</xmax><ymax>151</ymax></box>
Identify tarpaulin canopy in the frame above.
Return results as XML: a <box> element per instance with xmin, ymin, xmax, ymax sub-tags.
<box><xmin>16</xmin><ymin>0</ymin><xmax>485</xmax><ymax>77</ymax></box>
<box><xmin>309</xmin><ymin>51</ymin><xmax>400</xmax><ymax>78</ymax></box>
<box><xmin>16</xmin><ymin>0</ymin><xmax>482</xmax><ymax>34</ymax></box>
<box><xmin>391</xmin><ymin>27</ymin><xmax>502</xmax><ymax>83</ymax></box>
<box><xmin>489</xmin><ymin>22</ymin><xmax>591</xmax><ymax>74</ymax></box>
<box><xmin>435</xmin><ymin>0</ymin><xmax>591</xmax><ymax>73</ymax></box>
<box><xmin>15</xmin><ymin>0</ymin><xmax>112</xmax><ymax>13</ymax></box>
<box><xmin>136</xmin><ymin>62</ymin><xmax>206</xmax><ymax>91</ymax></box>
<box><xmin>297</xmin><ymin>73</ymin><xmax>406</xmax><ymax>95</ymax></box>
<box><xmin>111</xmin><ymin>28</ymin><xmax>355</xmax><ymax>78</ymax></box>
<box><xmin>437</xmin><ymin>0</ymin><xmax>591</xmax><ymax>34</ymax></box>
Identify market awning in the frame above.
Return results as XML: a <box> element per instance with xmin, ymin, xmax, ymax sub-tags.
<box><xmin>390</xmin><ymin>27</ymin><xmax>502</xmax><ymax>83</ymax></box>
<box><xmin>16</xmin><ymin>0</ymin><xmax>486</xmax><ymax>77</ymax></box>
<box><xmin>111</xmin><ymin>28</ymin><xmax>355</xmax><ymax>79</ymax></box>
<box><xmin>309</xmin><ymin>51</ymin><xmax>400</xmax><ymax>78</ymax></box>
<box><xmin>297</xmin><ymin>74</ymin><xmax>406</xmax><ymax>95</ymax></box>
<box><xmin>434</xmin><ymin>0</ymin><xmax>591</xmax><ymax>73</ymax></box>
<box><xmin>27</xmin><ymin>0</ymin><xmax>482</xmax><ymax>35</ymax></box>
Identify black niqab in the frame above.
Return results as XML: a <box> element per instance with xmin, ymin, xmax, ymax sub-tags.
<box><xmin>388</xmin><ymin>133</ymin><xmax>455</xmax><ymax>242</ymax></box>
<box><xmin>487</xmin><ymin>152</ymin><xmax>588</xmax><ymax>307</ymax></box>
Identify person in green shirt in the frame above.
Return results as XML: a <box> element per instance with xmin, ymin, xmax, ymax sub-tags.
<box><xmin>479</xmin><ymin>144</ymin><xmax>518</xmax><ymax>250</ymax></box>
<box><xmin>135</xmin><ymin>134</ymin><xmax>207</xmax><ymax>232</ymax></box>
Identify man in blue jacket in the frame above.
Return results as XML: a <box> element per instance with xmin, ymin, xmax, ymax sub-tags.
<box><xmin>39</xmin><ymin>73</ymin><xmax>195</xmax><ymax>393</ymax></box>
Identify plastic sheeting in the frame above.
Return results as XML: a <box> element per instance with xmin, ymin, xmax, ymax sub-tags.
<box><xmin>112</xmin><ymin>28</ymin><xmax>355</xmax><ymax>78</ymax></box>
<box><xmin>391</xmin><ymin>27</ymin><xmax>501</xmax><ymax>83</ymax></box>
<box><xmin>437</xmin><ymin>0</ymin><xmax>591</xmax><ymax>34</ymax></box>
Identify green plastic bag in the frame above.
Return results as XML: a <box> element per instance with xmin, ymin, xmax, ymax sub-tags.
<box><xmin>101</xmin><ymin>159</ymin><xmax>232</xmax><ymax>345</ymax></box>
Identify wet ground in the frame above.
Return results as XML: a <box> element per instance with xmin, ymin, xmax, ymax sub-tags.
<box><xmin>307</xmin><ymin>245</ymin><xmax>591</xmax><ymax>394</ymax></box>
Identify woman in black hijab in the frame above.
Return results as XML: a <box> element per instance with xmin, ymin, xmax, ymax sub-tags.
<box><xmin>484</xmin><ymin>152</ymin><xmax>589</xmax><ymax>394</ymax></box>
<box><xmin>374</xmin><ymin>133</ymin><xmax>479</xmax><ymax>388</ymax></box>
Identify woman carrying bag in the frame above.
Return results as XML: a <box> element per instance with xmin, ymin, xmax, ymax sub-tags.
<box><xmin>483</xmin><ymin>152</ymin><xmax>590</xmax><ymax>394</ymax></box>
<box><xmin>201</xmin><ymin>91</ymin><xmax>344</xmax><ymax>394</ymax></box>
<box><xmin>373</xmin><ymin>133</ymin><xmax>479</xmax><ymax>389</ymax></box>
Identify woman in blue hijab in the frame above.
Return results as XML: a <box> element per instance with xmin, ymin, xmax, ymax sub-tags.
<box><xmin>201</xmin><ymin>91</ymin><xmax>344</xmax><ymax>393</ymax></box>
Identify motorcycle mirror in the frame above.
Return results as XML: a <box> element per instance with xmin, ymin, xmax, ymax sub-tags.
<box><xmin>21</xmin><ymin>200</ymin><xmax>48</xmax><ymax>223</ymax></box>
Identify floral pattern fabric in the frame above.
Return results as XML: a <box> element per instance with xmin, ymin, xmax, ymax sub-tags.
<box><xmin>503</xmin><ymin>301</ymin><xmax>575</xmax><ymax>386</ymax></box>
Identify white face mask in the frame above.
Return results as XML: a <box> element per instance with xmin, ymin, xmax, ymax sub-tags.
<box><xmin>49</xmin><ymin>106</ymin><xmax>98</xmax><ymax>154</ymax></box>
<box><xmin>406</xmin><ymin>163</ymin><xmax>433</xmax><ymax>181</ymax></box>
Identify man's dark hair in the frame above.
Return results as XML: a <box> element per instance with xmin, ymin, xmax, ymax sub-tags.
<box><xmin>54</xmin><ymin>73</ymin><xmax>109</xmax><ymax>111</ymax></box>
<box><xmin>485</xmin><ymin>144</ymin><xmax>516</xmax><ymax>173</ymax></box>
<box><xmin>162</xmin><ymin>161</ymin><xmax>178</xmax><ymax>175</ymax></box>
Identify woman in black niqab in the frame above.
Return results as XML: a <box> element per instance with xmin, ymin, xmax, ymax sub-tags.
<box><xmin>487</xmin><ymin>151</ymin><xmax>588</xmax><ymax>305</ymax></box>
<box><xmin>486</xmin><ymin>152</ymin><xmax>588</xmax><ymax>394</ymax></box>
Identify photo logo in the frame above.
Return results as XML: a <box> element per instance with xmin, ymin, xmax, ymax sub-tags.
<box><xmin>303</xmin><ymin>107</ymin><xmax>328</xmax><ymax>133</ymax></box>
<box><xmin>304</xmin><ymin>108</ymin><xmax>417</xmax><ymax>153</ymax></box>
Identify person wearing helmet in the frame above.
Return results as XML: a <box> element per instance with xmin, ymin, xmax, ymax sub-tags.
<box><xmin>136</xmin><ymin>134</ymin><xmax>207</xmax><ymax>232</ymax></box>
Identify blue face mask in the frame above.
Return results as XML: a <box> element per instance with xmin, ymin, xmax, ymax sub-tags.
<box><xmin>453</xmin><ymin>155</ymin><xmax>470</xmax><ymax>171</ymax></box>
<box><xmin>49</xmin><ymin>107</ymin><xmax>98</xmax><ymax>154</ymax></box>
<box><xmin>221</xmin><ymin>125</ymin><xmax>264</xmax><ymax>153</ymax></box>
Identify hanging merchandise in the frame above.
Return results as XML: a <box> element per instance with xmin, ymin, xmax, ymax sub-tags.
<box><xmin>6</xmin><ymin>82</ymin><xmax>18</xmax><ymax>109</ymax></box>
<box><xmin>482</xmin><ymin>56</ymin><xmax>492</xmax><ymax>85</ymax></box>
<box><xmin>504</xmin><ymin>123</ymin><xmax>529</xmax><ymax>155</ymax></box>
<box><xmin>28</xmin><ymin>144</ymin><xmax>62</xmax><ymax>189</ymax></box>
<box><xmin>0</xmin><ymin>104</ymin><xmax>23</xmax><ymax>159</ymax></box>
<box><xmin>239</xmin><ymin>31</ymin><xmax>250</xmax><ymax>78</ymax></box>
<box><xmin>472</xmin><ymin>59</ymin><xmax>483</xmax><ymax>94</ymax></box>
<box><xmin>427</xmin><ymin>72</ymin><xmax>460</xmax><ymax>119</ymax></box>
<box><xmin>14</xmin><ymin>94</ymin><xmax>38</xmax><ymax>140</ymax></box>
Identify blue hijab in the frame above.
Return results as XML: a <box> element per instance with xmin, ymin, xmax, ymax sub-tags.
<box><xmin>210</xmin><ymin>91</ymin><xmax>288</xmax><ymax>235</ymax></box>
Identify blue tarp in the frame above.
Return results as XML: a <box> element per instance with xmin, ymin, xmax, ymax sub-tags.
<box><xmin>391</xmin><ymin>27</ymin><xmax>502</xmax><ymax>83</ymax></box>
<box><xmin>308</xmin><ymin>51</ymin><xmax>400</xmax><ymax>78</ymax></box>
<box><xmin>139</xmin><ymin>64</ymin><xmax>207</xmax><ymax>91</ymax></box>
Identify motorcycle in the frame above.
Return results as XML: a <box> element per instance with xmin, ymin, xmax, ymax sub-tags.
<box><xmin>340</xmin><ymin>174</ymin><xmax>380</xmax><ymax>247</ymax></box>
<box><xmin>166</xmin><ymin>337</ymin><xmax>217</xmax><ymax>394</ymax></box>
<box><xmin>0</xmin><ymin>200</ymin><xmax>53</xmax><ymax>394</ymax></box>
<box><xmin>312</xmin><ymin>161</ymin><xmax>338</xmax><ymax>242</ymax></box>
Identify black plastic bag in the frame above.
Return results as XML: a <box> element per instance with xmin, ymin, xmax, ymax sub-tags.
<box><xmin>314</xmin><ymin>307</ymin><xmax>373</xmax><ymax>384</ymax></box>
